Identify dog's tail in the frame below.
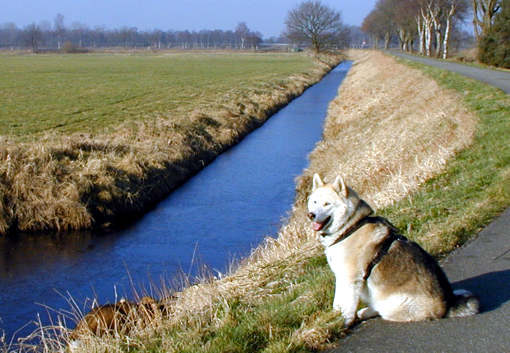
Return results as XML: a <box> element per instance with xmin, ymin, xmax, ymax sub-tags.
<box><xmin>446</xmin><ymin>289</ymin><xmax>480</xmax><ymax>318</ymax></box>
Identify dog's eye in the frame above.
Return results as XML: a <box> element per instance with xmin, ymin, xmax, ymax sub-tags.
<box><xmin>323</xmin><ymin>202</ymin><xmax>330</xmax><ymax>206</ymax></box>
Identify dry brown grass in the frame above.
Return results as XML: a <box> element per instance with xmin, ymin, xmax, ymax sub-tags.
<box><xmin>22</xmin><ymin>50</ymin><xmax>482</xmax><ymax>353</ymax></box>
<box><xmin>0</xmin><ymin>53</ymin><xmax>341</xmax><ymax>236</ymax></box>
<box><xmin>296</xmin><ymin>50</ymin><xmax>477</xmax><ymax>209</ymax></box>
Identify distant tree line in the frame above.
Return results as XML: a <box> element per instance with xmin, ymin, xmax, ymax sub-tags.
<box><xmin>362</xmin><ymin>0</ymin><xmax>472</xmax><ymax>59</ymax></box>
<box><xmin>0</xmin><ymin>15</ymin><xmax>263</xmax><ymax>52</ymax></box>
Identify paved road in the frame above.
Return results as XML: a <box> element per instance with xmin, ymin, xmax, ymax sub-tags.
<box><xmin>390</xmin><ymin>51</ymin><xmax>510</xmax><ymax>94</ymax></box>
<box><xmin>327</xmin><ymin>208</ymin><xmax>510</xmax><ymax>353</ymax></box>
<box><xmin>327</xmin><ymin>54</ymin><xmax>510</xmax><ymax>353</ymax></box>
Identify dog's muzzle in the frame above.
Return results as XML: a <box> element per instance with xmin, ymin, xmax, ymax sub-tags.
<box><xmin>308</xmin><ymin>213</ymin><xmax>331</xmax><ymax>232</ymax></box>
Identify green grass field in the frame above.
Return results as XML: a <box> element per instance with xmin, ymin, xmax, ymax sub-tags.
<box><xmin>0</xmin><ymin>53</ymin><xmax>315</xmax><ymax>137</ymax></box>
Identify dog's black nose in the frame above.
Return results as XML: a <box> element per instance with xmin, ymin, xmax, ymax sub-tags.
<box><xmin>308</xmin><ymin>212</ymin><xmax>315</xmax><ymax>220</ymax></box>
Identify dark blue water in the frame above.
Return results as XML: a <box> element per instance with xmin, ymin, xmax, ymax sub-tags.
<box><xmin>0</xmin><ymin>61</ymin><xmax>351</xmax><ymax>340</ymax></box>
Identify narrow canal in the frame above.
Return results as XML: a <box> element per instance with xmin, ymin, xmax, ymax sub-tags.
<box><xmin>0</xmin><ymin>61</ymin><xmax>352</xmax><ymax>340</ymax></box>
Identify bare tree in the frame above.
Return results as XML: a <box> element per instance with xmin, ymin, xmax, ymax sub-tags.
<box><xmin>390</xmin><ymin>0</ymin><xmax>419</xmax><ymax>52</ymax></box>
<box><xmin>284</xmin><ymin>0</ymin><xmax>346</xmax><ymax>53</ymax></box>
<box><xmin>362</xmin><ymin>11</ymin><xmax>382</xmax><ymax>48</ymax></box>
<box><xmin>472</xmin><ymin>0</ymin><xmax>502</xmax><ymax>41</ymax></box>
<box><xmin>361</xmin><ymin>0</ymin><xmax>469</xmax><ymax>58</ymax></box>
<box><xmin>25</xmin><ymin>23</ymin><xmax>42</xmax><ymax>52</ymax></box>
<box><xmin>235</xmin><ymin>22</ymin><xmax>249</xmax><ymax>49</ymax></box>
<box><xmin>361</xmin><ymin>12</ymin><xmax>380</xmax><ymax>48</ymax></box>
<box><xmin>246</xmin><ymin>31</ymin><xmax>263</xmax><ymax>50</ymax></box>
<box><xmin>54</xmin><ymin>13</ymin><xmax>65</xmax><ymax>49</ymax></box>
<box><xmin>442</xmin><ymin>0</ymin><xmax>469</xmax><ymax>58</ymax></box>
<box><xmin>362</xmin><ymin>0</ymin><xmax>396</xmax><ymax>49</ymax></box>
<box><xmin>0</xmin><ymin>22</ymin><xmax>19</xmax><ymax>48</ymax></box>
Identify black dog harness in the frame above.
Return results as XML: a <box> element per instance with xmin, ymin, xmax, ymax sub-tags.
<box><xmin>328</xmin><ymin>215</ymin><xmax>407</xmax><ymax>281</ymax></box>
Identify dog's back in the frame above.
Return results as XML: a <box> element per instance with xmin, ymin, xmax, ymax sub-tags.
<box><xmin>363</xmin><ymin>217</ymin><xmax>479</xmax><ymax>321</ymax></box>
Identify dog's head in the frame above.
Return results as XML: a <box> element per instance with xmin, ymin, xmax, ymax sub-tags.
<box><xmin>307</xmin><ymin>173</ymin><xmax>360</xmax><ymax>236</ymax></box>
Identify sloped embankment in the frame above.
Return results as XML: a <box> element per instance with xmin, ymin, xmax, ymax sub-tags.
<box><xmin>52</xmin><ymin>50</ymin><xmax>479</xmax><ymax>352</ymax></box>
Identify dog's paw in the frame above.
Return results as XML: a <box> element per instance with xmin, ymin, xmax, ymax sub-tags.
<box><xmin>357</xmin><ymin>306</ymin><xmax>379</xmax><ymax>320</ymax></box>
<box><xmin>343</xmin><ymin>315</ymin><xmax>356</xmax><ymax>328</ymax></box>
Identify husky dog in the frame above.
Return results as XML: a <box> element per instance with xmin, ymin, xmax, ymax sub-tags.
<box><xmin>307</xmin><ymin>174</ymin><xmax>479</xmax><ymax>327</ymax></box>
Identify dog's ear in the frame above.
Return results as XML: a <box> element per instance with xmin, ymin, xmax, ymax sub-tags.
<box><xmin>312</xmin><ymin>173</ymin><xmax>324</xmax><ymax>191</ymax></box>
<box><xmin>333</xmin><ymin>175</ymin><xmax>348</xmax><ymax>197</ymax></box>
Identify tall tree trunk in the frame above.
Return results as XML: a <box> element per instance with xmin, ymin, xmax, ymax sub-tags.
<box><xmin>417</xmin><ymin>16</ymin><xmax>425</xmax><ymax>55</ymax></box>
<box><xmin>312</xmin><ymin>35</ymin><xmax>320</xmax><ymax>53</ymax></box>
<box><xmin>429</xmin><ymin>2</ymin><xmax>442</xmax><ymax>58</ymax></box>
<box><xmin>442</xmin><ymin>4</ymin><xmax>456</xmax><ymax>59</ymax></box>
<box><xmin>434</xmin><ymin>26</ymin><xmax>442</xmax><ymax>57</ymax></box>
<box><xmin>442</xmin><ymin>18</ymin><xmax>451</xmax><ymax>59</ymax></box>
<box><xmin>421</xmin><ymin>7</ymin><xmax>433</xmax><ymax>56</ymax></box>
<box><xmin>384</xmin><ymin>32</ymin><xmax>390</xmax><ymax>49</ymax></box>
<box><xmin>425</xmin><ymin>20</ymin><xmax>432</xmax><ymax>56</ymax></box>
<box><xmin>472</xmin><ymin>0</ymin><xmax>482</xmax><ymax>41</ymax></box>
<box><xmin>408</xmin><ymin>39</ymin><xmax>414</xmax><ymax>52</ymax></box>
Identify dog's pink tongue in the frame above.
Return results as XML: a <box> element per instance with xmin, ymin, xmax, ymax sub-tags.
<box><xmin>313</xmin><ymin>222</ymin><xmax>323</xmax><ymax>231</ymax></box>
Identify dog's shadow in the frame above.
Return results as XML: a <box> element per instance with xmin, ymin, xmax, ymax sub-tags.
<box><xmin>451</xmin><ymin>269</ymin><xmax>510</xmax><ymax>313</ymax></box>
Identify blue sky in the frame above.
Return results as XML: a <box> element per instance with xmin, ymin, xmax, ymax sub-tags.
<box><xmin>1</xmin><ymin>0</ymin><xmax>377</xmax><ymax>37</ymax></box>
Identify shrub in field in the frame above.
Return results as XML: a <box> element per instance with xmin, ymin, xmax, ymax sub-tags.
<box><xmin>61</xmin><ymin>41</ymin><xmax>89</xmax><ymax>53</ymax></box>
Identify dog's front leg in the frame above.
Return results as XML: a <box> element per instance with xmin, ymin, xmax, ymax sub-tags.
<box><xmin>333</xmin><ymin>278</ymin><xmax>361</xmax><ymax>327</ymax></box>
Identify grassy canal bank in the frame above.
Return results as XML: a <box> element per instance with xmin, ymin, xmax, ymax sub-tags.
<box><xmin>16</xmin><ymin>50</ymin><xmax>509</xmax><ymax>352</ymax></box>
<box><xmin>0</xmin><ymin>52</ymin><xmax>341</xmax><ymax>235</ymax></box>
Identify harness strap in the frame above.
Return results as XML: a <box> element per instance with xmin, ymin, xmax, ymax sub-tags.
<box><xmin>327</xmin><ymin>200</ymin><xmax>373</xmax><ymax>247</ymax></box>
<box><xmin>363</xmin><ymin>231</ymin><xmax>407</xmax><ymax>281</ymax></box>
<box><xmin>326</xmin><ymin>211</ymin><xmax>407</xmax><ymax>282</ymax></box>
<box><xmin>328</xmin><ymin>216</ymin><xmax>371</xmax><ymax>247</ymax></box>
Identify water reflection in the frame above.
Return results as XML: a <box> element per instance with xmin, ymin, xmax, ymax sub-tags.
<box><xmin>0</xmin><ymin>232</ymin><xmax>95</xmax><ymax>279</ymax></box>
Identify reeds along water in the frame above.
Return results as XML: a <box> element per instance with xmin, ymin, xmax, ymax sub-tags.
<box><xmin>0</xmin><ymin>54</ymin><xmax>342</xmax><ymax>236</ymax></box>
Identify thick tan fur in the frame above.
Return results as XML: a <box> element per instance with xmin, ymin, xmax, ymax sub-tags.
<box><xmin>307</xmin><ymin>174</ymin><xmax>479</xmax><ymax>327</ymax></box>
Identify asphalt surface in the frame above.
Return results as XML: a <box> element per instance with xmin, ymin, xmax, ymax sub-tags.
<box><xmin>327</xmin><ymin>54</ymin><xmax>510</xmax><ymax>353</ymax></box>
<box><xmin>390</xmin><ymin>51</ymin><xmax>510</xmax><ymax>94</ymax></box>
